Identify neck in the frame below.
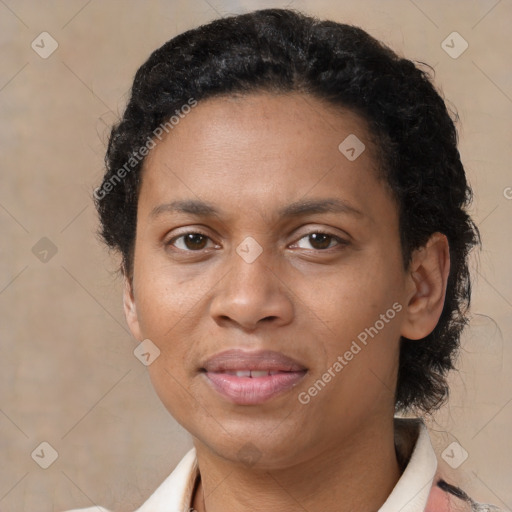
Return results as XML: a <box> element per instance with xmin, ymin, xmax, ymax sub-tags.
<box><xmin>192</xmin><ymin>416</ymin><xmax>402</xmax><ymax>512</ymax></box>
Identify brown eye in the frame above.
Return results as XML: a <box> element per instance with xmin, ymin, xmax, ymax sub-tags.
<box><xmin>294</xmin><ymin>232</ymin><xmax>346</xmax><ymax>251</ymax></box>
<box><xmin>308</xmin><ymin>233</ymin><xmax>332</xmax><ymax>250</ymax></box>
<box><xmin>184</xmin><ymin>233</ymin><xmax>208</xmax><ymax>250</ymax></box>
<box><xmin>169</xmin><ymin>232</ymin><xmax>213</xmax><ymax>251</ymax></box>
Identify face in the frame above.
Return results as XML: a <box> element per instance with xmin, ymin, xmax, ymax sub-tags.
<box><xmin>124</xmin><ymin>92</ymin><xmax>421</xmax><ymax>469</ymax></box>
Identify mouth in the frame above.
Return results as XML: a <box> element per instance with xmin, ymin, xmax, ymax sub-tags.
<box><xmin>201</xmin><ymin>349</ymin><xmax>308</xmax><ymax>405</ymax></box>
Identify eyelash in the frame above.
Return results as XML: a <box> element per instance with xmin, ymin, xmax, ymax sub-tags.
<box><xmin>166</xmin><ymin>229</ymin><xmax>348</xmax><ymax>253</ymax></box>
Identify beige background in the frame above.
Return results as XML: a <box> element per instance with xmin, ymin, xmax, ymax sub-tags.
<box><xmin>0</xmin><ymin>0</ymin><xmax>511</xmax><ymax>510</ymax></box>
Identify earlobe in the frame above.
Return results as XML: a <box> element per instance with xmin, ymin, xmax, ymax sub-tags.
<box><xmin>400</xmin><ymin>233</ymin><xmax>450</xmax><ymax>340</ymax></box>
<box><xmin>123</xmin><ymin>277</ymin><xmax>142</xmax><ymax>341</ymax></box>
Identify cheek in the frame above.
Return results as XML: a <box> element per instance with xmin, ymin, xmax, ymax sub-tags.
<box><xmin>302</xmin><ymin>253</ymin><xmax>404</xmax><ymax>376</ymax></box>
<box><xmin>131</xmin><ymin>275</ymin><xmax>193</xmax><ymax>391</ymax></box>
<box><xmin>146</xmin><ymin>359</ymin><xmax>207</xmax><ymax>436</ymax></box>
<box><xmin>134</xmin><ymin>271</ymin><xmax>202</xmax><ymax>420</ymax></box>
<box><xmin>303</xmin><ymin>256</ymin><xmax>402</xmax><ymax>329</ymax></box>
<box><xmin>133</xmin><ymin>253</ymin><xmax>203</xmax><ymax>337</ymax></box>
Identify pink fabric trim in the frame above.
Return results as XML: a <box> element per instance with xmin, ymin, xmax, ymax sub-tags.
<box><xmin>426</xmin><ymin>485</ymin><xmax>452</xmax><ymax>512</ymax></box>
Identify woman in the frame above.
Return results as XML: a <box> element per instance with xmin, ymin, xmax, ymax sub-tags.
<box><xmin>69</xmin><ymin>8</ymin><xmax>502</xmax><ymax>512</ymax></box>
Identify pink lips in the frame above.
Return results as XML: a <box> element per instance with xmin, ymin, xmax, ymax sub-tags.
<box><xmin>201</xmin><ymin>349</ymin><xmax>307</xmax><ymax>405</ymax></box>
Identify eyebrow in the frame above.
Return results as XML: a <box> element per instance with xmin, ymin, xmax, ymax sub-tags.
<box><xmin>150</xmin><ymin>198</ymin><xmax>364</xmax><ymax>220</ymax></box>
<box><xmin>279</xmin><ymin>198</ymin><xmax>363</xmax><ymax>218</ymax></box>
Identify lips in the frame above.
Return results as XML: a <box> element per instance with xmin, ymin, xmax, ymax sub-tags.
<box><xmin>202</xmin><ymin>349</ymin><xmax>306</xmax><ymax>373</ymax></box>
<box><xmin>201</xmin><ymin>349</ymin><xmax>307</xmax><ymax>405</ymax></box>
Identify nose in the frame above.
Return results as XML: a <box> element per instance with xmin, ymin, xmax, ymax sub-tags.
<box><xmin>209</xmin><ymin>248</ymin><xmax>294</xmax><ymax>332</ymax></box>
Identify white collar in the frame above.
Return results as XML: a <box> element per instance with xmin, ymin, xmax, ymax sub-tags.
<box><xmin>380</xmin><ymin>418</ymin><xmax>438</xmax><ymax>512</ymax></box>
<box><xmin>134</xmin><ymin>417</ymin><xmax>437</xmax><ymax>512</ymax></box>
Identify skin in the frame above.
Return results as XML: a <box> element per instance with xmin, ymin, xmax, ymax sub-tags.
<box><xmin>123</xmin><ymin>92</ymin><xmax>450</xmax><ymax>512</ymax></box>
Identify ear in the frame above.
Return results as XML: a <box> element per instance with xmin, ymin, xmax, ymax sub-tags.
<box><xmin>400</xmin><ymin>233</ymin><xmax>450</xmax><ymax>340</ymax></box>
<box><xmin>123</xmin><ymin>276</ymin><xmax>143</xmax><ymax>341</ymax></box>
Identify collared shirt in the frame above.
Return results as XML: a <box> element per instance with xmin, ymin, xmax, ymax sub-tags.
<box><xmin>65</xmin><ymin>418</ymin><xmax>501</xmax><ymax>512</ymax></box>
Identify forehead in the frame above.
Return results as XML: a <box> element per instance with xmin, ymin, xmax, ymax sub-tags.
<box><xmin>145</xmin><ymin>92</ymin><xmax>378</xmax><ymax>164</ymax></box>
<box><xmin>139</xmin><ymin>92</ymin><xmax>394</xmax><ymax>224</ymax></box>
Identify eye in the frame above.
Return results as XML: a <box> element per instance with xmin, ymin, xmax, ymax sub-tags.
<box><xmin>168</xmin><ymin>232</ymin><xmax>217</xmax><ymax>251</ymax></box>
<box><xmin>293</xmin><ymin>231</ymin><xmax>347</xmax><ymax>251</ymax></box>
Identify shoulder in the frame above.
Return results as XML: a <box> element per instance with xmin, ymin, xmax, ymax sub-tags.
<box><xmin>61</xmin><ymin>448</ymin><xmax>198</xmax><ymax>512</ymax></box>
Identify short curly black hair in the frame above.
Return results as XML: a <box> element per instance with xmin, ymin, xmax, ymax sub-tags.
<box><xmin>95</xmin><ymin>8</ymin><xmax>480</xmax><ymax>414</ymax></box>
